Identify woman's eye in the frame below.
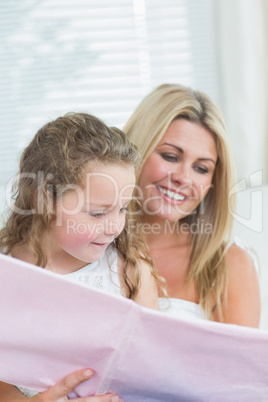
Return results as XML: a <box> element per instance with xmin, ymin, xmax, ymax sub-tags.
<box><xmin>194</xmin><ymin>165</ymin><xmax>208</xmax><ymax>174</ymax></box>
<box><xmin>120</xmin><ymin>206</ymin><xmax>129</xmax><ymax>214</ymax></box>
<box><xmin>161</xmin><ymin>153</ymin><xmax>178</xmax><ymax>162</ymax></box>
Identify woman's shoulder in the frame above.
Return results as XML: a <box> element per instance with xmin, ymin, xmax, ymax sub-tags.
<box><xmin>222</xmin><ymin>237</ymin><xmax>261</xmax><ymax>327</ymax></box>
<box><xmin>224</xmin><ymin>237</ymin><xmax>260</xmax><ymax>305</ymax></box>
<box><xmin>225</xmin><ymin>236</ymin><xmax>259</xmax><ymax>273</ymax></box>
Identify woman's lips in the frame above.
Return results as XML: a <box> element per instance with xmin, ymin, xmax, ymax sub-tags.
<box><xmin>156</xmin><ymin>185</ymin><xmax>188</xmax><ymax>202</ymax></box>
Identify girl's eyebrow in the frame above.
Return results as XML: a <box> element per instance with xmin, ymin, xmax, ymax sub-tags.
<box><xmin>161</xmin><ymin>142</ymin><xmax>216</xmax><ymax>165</ymax></box>
<box><xmin>85</xmin><ymin>202</ymin><xmax>112</xmax><ymax>208</ymax></box>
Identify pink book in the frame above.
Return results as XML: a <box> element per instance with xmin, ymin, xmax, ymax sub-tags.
<box><xmin>0</xmin><ymin>253</ymin><xmax>268</xmax><ymax>401</ymax></box>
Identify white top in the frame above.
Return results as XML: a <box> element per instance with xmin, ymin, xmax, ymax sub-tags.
<box><xmin>159</xmin><ymin>297</ymin><xmax>207</xmax><ymax>320</ymax></box>
<box><xmin>64</xmin><ymin>246</ymin><xmax>123</xmax><ymax>298</ymax></box>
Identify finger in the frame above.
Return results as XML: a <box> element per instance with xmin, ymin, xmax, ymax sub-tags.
<box><xmin>39</xmin><ymin>368</ymin><xmax>94</xmax><ymax>400</ymax></box>
<box><xmin>75</xmin><ymin>394</ymin><xmax>122</xmax><ymax>402</ymax></box>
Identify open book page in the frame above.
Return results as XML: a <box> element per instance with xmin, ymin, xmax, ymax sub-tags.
<box><xmin>1</xmin><ymin>253</ymin><xmax>268</xmax><ymax>401</ymax></box>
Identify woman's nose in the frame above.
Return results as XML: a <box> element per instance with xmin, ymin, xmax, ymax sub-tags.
<box><xmin>170</xmin><ymin>163</ymin><xmax>193</xmax><ymax>186</ymax></box>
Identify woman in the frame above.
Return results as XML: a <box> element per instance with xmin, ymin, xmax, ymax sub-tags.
<box><xmin>124</xmin><ymin>83</ymin><xmax>260</xmax><ymax>326</ymax></box>
<box><xmin>0</xmin><ymin>84</ymin><xmax>260</xmax><ymax>400</ymax></box>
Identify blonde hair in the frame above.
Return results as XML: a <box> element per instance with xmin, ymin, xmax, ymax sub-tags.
<box><xmin>124</xmin><ymin>83</ymin><xmax>236</xmax><ymax>319</ymax></box>
<box><xmin>0</xmin><ymin>112</ymin><xmax>155</xmax><ymax>300</ymax></box>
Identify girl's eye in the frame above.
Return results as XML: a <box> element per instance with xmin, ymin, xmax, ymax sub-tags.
<box><xmin>88</xmin><ymin>211</ymin><xmax>106</xmax><ymax>218</ymax></box>
<box><xmin>160</xmin><ymin>153</ymin><xmax>179</xmax><ymax>162</ymax></box>
<box><xmin>194</xmin><ymin>165</ymin><xmax>208</xmax><ymax>174</ymax></box>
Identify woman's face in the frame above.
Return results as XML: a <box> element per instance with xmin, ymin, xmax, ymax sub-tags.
<box><xmin>138</xmin><ymin>118</ymin><xmax>218</xmax><ymax>223</ymax></box>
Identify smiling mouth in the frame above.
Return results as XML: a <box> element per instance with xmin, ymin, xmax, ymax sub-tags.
<box><xmin>156</xmin><ymin>185</ymin><xmax>186</xmax><ymax>201</ymax></box>
<box><xmin>92</xmin><ymin>242</ymin><xmax>109</xmax><ymax>248</ymax></box>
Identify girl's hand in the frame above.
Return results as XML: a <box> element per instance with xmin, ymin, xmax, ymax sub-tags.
<box><xmin>36</xmin><ymin>368</ymin><xmax>121</xmax><ymax>401</ymax></box>
<box><xmin>0</xmin><ymin>369</ymin><xmax>121</xmax><ymax>402</ymax></box>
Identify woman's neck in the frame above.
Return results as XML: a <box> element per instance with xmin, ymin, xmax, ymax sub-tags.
<box><xmin>140</xmin><ymin>214</ymin><xmax>191</xmax><ymax>248</ymax></box>
<box><xmin>140</xmin><ymin>215</ymin><xmax>196</xmax><ymax>300</ymax></box>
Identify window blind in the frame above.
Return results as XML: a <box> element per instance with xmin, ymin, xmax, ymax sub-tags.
<box><xmin>0</xmin><ymin>0</ymin><xmax>218</xmax><ymax>193</ymax></box>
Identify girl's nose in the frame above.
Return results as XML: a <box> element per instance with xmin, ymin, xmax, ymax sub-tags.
<box><xmin>104</xmin><ymin>213</ymin><xmax>126</xmax><ymax>237</ymax></box>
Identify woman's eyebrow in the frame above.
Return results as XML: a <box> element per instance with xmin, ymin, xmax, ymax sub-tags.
<box><xmin>198</xmin><ymin>158</ymin><xmax>216</xmax><ymax>165</ymax></box>
<box><xmin>162</xmin><ymin>142</ymin><xmax>184</xmax><ymax>153</ymax></box>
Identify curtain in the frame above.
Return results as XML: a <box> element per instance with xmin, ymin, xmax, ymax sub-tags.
<box><xmin>0</xmin><ymin>0</ymin><xmax>218</xmax><ymax>192</ymax></box>
<box><xmin>213</xmin><ymin>0</ymin><xmax>268</xmax><ymax>183</ymax></box>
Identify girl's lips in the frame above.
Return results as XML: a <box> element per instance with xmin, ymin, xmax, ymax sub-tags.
<box><xmin>91</xmin><ymin>242</ymin><xmax>110</xmax><ymax>248</ymax></box>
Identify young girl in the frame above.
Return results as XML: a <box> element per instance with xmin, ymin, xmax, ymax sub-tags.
<box><xmin>0</xmin><ymin>112</ymin><xmax>159</xmax><ymax>401</ymax></box>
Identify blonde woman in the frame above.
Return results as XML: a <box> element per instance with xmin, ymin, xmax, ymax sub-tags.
<box><xmin>124</xmin><ymin>83</ymin><xmax>260</xmax><ymax>326</ymax></box>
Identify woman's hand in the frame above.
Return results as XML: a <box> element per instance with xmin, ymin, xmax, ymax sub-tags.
<box><xmin>0</xmin><ymin>369</ymin><xmax>121</xmax><ymax>402</ymax></box>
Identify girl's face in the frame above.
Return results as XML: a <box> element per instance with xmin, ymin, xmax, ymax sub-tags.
<box><xmin>49</xmin><ymin>162</ymin><xmax>136</xmax><ymax>272</ymax></box>
<box><xmin>138</xmin><ymin>118</ymin><xmax>218</xmax><ymax>223</ymax></box>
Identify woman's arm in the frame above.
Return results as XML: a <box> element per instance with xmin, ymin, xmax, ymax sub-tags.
<box><xmin>213</xmin><ymin>243</ymin><xmax>261</xmax><ymax>328</ymax></box>
<box><xmin>134</xmin><ymin>259</ymin><xmax>159</xmax><ymax>309</ymax></box>
<box><xmin>0</xmin><ymin>369</ymin><xmax>121</xmax><ymax>402</ymax></box>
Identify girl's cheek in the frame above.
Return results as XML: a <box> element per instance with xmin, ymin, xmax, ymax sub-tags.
<box><xmin>65</xmin><ymin>220</ymin><xmax>97</xmax><ymax>241</ymax></box>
